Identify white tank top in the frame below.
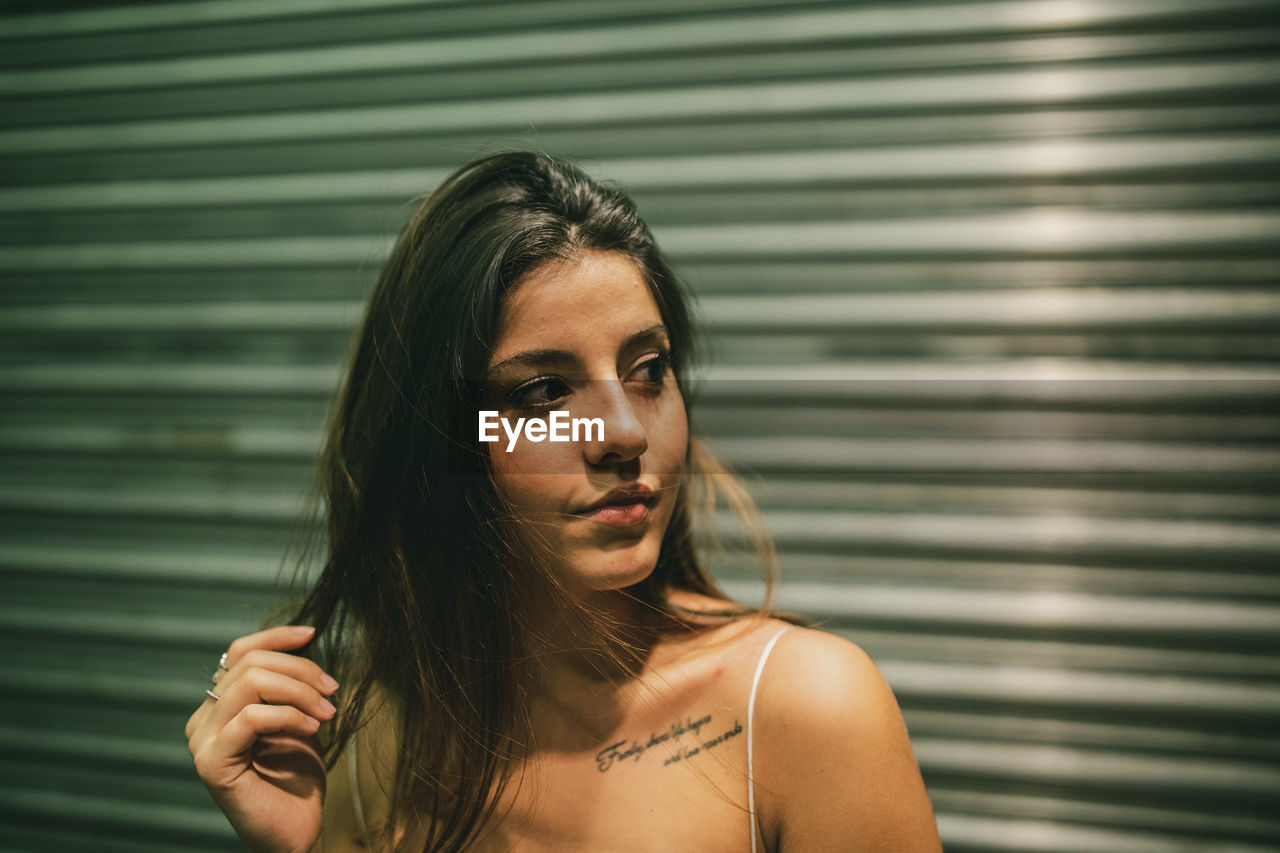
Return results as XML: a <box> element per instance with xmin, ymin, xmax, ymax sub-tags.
<box><xmin>349</xmin><ymin>624</ymin><xmax>796</xmax><ymax>850</ymax></box>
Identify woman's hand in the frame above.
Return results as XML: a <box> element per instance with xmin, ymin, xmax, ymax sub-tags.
<box><xmin>185</xmin><ymin>625</ymin><xmax>340</xmax><ymax>853</ymax></box>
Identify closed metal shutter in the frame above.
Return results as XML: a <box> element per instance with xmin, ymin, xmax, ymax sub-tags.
<box><xmin>2</xmin><ymin>1</ymin><xmax>1278</xmax><ymax>850</ymax></box>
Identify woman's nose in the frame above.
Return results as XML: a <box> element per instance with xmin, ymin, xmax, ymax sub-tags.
<box><xmin>582</xmin><ymin>382</ymin><xmax>648</xmax><ymax>466</ymax></box>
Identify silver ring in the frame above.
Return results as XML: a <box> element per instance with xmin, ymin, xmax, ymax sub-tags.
<box><xmin>211</xmin><ymin>652</ymin><xmax>230</xmax><ymax>684</ymax></box>
<box><xmin>205</xmin><ymin>688</ymin><xmax>221</xmax><ymax>701</ymax></box>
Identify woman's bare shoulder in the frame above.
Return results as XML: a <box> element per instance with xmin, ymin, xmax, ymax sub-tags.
<box><xmin>753</xmin><ymin>627</ymin><xmax>943</xmax><ymax>851</ymax></box>
<box><xmin>762</xmin><ymin>626</ymin><xmax>880</xmax><ymax>699</ymax></box>
<box><xmin>755</xmin><ymin>626</ymin><xmax>909</xmax><ymax>761</ymax></box>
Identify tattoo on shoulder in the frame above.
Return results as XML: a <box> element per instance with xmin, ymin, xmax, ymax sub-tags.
<box><xmin>594</xmin><ymin>713</ymin><xmax>744</xmax><ymax>772</ymax></box>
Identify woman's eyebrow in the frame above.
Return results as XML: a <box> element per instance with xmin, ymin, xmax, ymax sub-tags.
<box><xmin>486</xmin><ymin>325</ymin><xmax>669</xmax><ymax>376</ymax></box>
<box><xmin>623</xmin><ymin>324</ymin><xmax>669</xmax><ymax>350</ymax></box>
<box><xmin>487</xmin><ymin>349</ymin><xmax>579</xmax><ymax>375</ymax></box>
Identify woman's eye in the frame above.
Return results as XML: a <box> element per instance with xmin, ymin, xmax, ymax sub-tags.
<box><xmin>629</xmin><ymin>351</ymin><xmax>672</xmax><ymax>389</ymax></box>
<box><xmin>508</xmin><ymin>376</ymin><xmax>570</xmax><ymax>410</ymax></box>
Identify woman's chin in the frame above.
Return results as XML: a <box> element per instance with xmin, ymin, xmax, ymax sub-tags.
<box><xmin>563</xmin><ymin>541</ymin><xmax>660</xmax><ymax>594</ymax></box>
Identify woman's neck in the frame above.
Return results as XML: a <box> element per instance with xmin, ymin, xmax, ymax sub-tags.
<box><xmin>512</xmin><ymin>586</ymin><xmax>671</xmax><ymax>759</ymax></box>
<box><xmin>530</xmin><ymin>586</ymin><xmax>663</xmax><ymax>680</ymax></box>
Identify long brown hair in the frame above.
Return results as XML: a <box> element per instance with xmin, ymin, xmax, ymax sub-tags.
<box><xmin>279</xmin><ymin>151</ymin><xmax>785</xmax><ymax>851</ymax></box>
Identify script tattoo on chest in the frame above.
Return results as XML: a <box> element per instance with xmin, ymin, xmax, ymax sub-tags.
<box><xmin>594</xmin><ymin>713</ymin><xmax>744</xmax><ymax>772</ymax></box>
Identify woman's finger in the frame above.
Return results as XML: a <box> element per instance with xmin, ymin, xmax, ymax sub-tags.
<box><xmin>223</xmin><ymin>625</ymin><xmax>317</xmax><ymax>670</ymax></box>
<box><xmin>221</xmin><ymin>648</ymin><xmax>339</xmax><ymax>698</ymax></box>
<box><xmin>186</xmin><ymin>622</ymin><xmax>335</xmax><ymax>742</ymax></box>
<box><xmin>194</xmin><ymin>704</ymin><xmax>320</xmax><ymax>783</ymax></box>
<box><xmin>186</xmin><ymin>625</ymin><xmax>333</xmax><ymax>746</ymax></box>
<box><xmin>208</xmin><ymin>667</ymin><xmax>336</xmax><ymax>731</ymax></box>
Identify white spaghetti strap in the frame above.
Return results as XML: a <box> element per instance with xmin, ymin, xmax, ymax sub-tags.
<box><xmin>349</xmin><ymin>728</ymin><xmax>368</xmax><ymax>837</ymax></box>
<box><xmin>747</xmin><ymin>625</ymin><xmax>795</xmax><ymax>853</ymax></box>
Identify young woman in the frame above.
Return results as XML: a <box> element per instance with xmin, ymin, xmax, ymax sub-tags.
<box><xmin>184</xmin><ymin>152</ymin><xmax>942</xmax><ymax>852</ymax></box>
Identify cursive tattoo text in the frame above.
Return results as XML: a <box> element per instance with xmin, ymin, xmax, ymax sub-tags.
<box><xmin>595</xmin><ymin>713</ymin><xmax>743</xmax><ymax>772</ymax></box>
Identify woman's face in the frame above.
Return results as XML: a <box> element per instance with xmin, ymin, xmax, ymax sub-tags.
<box><xmin>483</xmin><ymin>250</ymin><xmax>688</xmax><ymax>596</ymax></box>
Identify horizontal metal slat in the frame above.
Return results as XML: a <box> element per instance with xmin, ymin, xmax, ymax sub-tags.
<box><xmin>852</xmin><ymin>628</ymin><xmax>1280</xmax><ymax>678</ymax></box>
<box><xmin>929</xmin><ymin>788</ymin><xmax>1280</xmax><ymax>846</ymax></box>
<box><xmin>3</xmin><ymin>134</ymin><xmax>1276</xmax><ymax>212</ymax></box>
<box><xmin>701</xmin><ymin>411</ymin><xmax>1280</xmax><ymax>444</ymax></box>
<box><xmin>733</xmin><ymin>580</ymin><xmax>1280</xmax><ymax>638</ymax></box>
<box><xmin>681</xmin><ymin>256</ymin><xmax>1280</xmax><ymax>292</ymax></box>
<box><xmin>0</xmin><ymin>725</ymin><xmax>187</xmax><ymax>770</ymax></box>
<box><xmin>0</xmin><ymin>300</ymin><xmax>358</xmax><ymax>331</ymax></box>
<box><xmin>10</xmin><ymin>31</ymin><xmax>1280</xmax><ymax>131</ymax></box>
<box><xmin>0</xmin><ymin>423</ymin><xmax>320</xmax><ymax>458</ymax></box>
<box><xmin>1</xmin><ymin>57</ymin><xmax>1276</xmax><ymax>155</ymax></box>
<box><xmin>0</xmin><ymin>0</ymin><xmax>827</xmax><ymax>42</ymax></box>
<box><xmin>936</xmin><ymin>811</ymin><xmax>1279</xmax><ymax>853</ymax></box>
<box><xmin>659</xmin><ymin>209</ymin><xmax>1280</xmax><ymax>257</ymax></box>
<box><xmin>706</xmin><ymin>437</ymin><xmax>1280</xmax><ymax>475</ymax></box>
<box><xmin>738</xmin><ymin>509</ymin><xmax>1280</xmax><ymax>563</ymax></box>
<box><xmin>902</xmin><ymin>708</ymin><xmax>1280</xmax><ymax>758</ymax></box>
<box><xmin>879</xmin><ymin>660</ymin><xmax>1280</xmax><ymax>720</ymax></box>
<box><xmin>0</xmin><ymin>822</ymin><xmax>229</xmax><ymax>853</ymax></box>
<box><xmin>915</xmin><ymin>738</ymin><xmax>1280</xmax><ymax>797</ymax></box>
<box><xmin>0</xmin><ymin>605</ymin><xmax>262</xmax><ymax>648</ymax></box>
<box><xmin>701</xmin><ymin>288</ymin><xmax>1280</xmax><ymax>331</ymax></box>
<box><xmin>764</xmin><ymin>553</ymin><xmax>1280</xmax><ymax>599</ymax></box>
<box><xmin>0</xmin><ymin>664</ymin><xmax>226</xmax><ymax>710</ymax></box>
<box><xmin>0</xmin><ymin>0</ymin><xmax>427</xmax><ymax>38</ymax></box>
<box><xmin>0</xmin><ymin>235</ymin><xmax>391</xmax><ymax>270</ymax></box>
<box><xmin>0</xmin><ymin>363</ymin><xmax>338</xmax><ymax>394</ymax></box>
<box><xmin>0</xmin><ymin>541</ymin><xmax>289</xmax><ymax>585</ymax></box>
<box><xmin>9</xmin><ymin>103</ymin><xmax>1279</xmax><ymax>188</ymax></box>
<box><xmin>0</xmin><ymin>786</ymin><xmax>232</xmax><ymax>847</ymax></box>
<box><xmin>0</xmin><ymin>483</ymin><xmax>304</xmax><ymax>522</ymax></box>
<box><xmin>4</xmin><ymin>4</ymin><xmax>1277</xmax><ymax>96</ymax></box>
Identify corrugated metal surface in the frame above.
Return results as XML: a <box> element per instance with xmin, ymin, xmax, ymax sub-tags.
<box><xmin>2</xmin><ymin>1</ymin><xmax>1278</xmax><ymax>850</ymax></box>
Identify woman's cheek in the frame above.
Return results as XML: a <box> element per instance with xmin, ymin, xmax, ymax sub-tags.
<box><xmin>655</xmin><ymin>395</ymin><xmax>689</xmax><ymax>471</ymax></box>
<box><xmin>487</xmin><ymin>431</ymin><xmax>579</xmax><ymax>513</ymax></box>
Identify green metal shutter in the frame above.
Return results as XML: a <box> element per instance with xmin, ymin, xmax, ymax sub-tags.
<box><xmin>1</xmin><ymin>1</ymin><xmax>1278</xmax><ymax>850</ymax></box>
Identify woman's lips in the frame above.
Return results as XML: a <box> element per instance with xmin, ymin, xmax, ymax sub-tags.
<box><xmin>578</xmin><ymin>499</ymin><xmax>651</xmax><ymax>526</ymax></box>
<box><xmin>575</xmin><ymin>484</ymin><xmax>657</xmax><ymax>526</ymax></box>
